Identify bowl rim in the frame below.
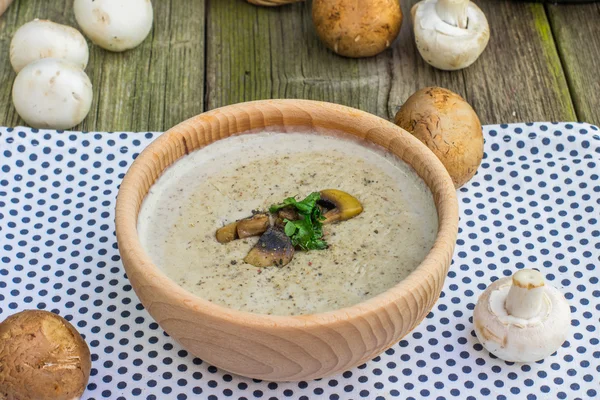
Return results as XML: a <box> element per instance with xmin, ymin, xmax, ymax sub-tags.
<box><xmin>115</xmin><ymin>99</ymin><xmax>459</xmax><ymax>329</ymax></box>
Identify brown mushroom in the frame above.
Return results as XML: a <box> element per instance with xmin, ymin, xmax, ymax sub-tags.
<box><xmin>237</xmin><ymin>213</ymin><xmax>270</xmax><ymax>239</ymax></box>
<box><xmin>216</xmin><ymin>213</ymin><xmax>270</xmax><ymax>243</ymax></box>
<box><xmin>274</xmin><ymin>206</ymin><xmax>300</xmax><ymax>227</ymax></box>
<box><xmin>394</xmin><ymin>87</ymin><xmax>483</xmax><ymax>188</ymax></box>
<box><xmin>318</xmin><ymin>189</ymin><xmax>363</xmax><ymax>224</ymax></box>
<box><xmin>312</xmin><ymin>0</ymin><xmax>403</xmax><ymax>58</ymax></box>
<box><xmin>0</xmin><ymin>310</ymin><xmax>92</xmax><ymax>400</ymax></box>
<box><xmin>244</xmin><ymin>226</ymin><xmax>295</xmax><ymax>268</ymax></box>
<box><xmin>216</xmin><ymin>221</ymin><xmax>239</xmax><ymax>243</ymax></box>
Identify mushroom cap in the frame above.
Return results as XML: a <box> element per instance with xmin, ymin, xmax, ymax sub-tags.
<box><xmin>0</xmin><ymin>310</ymin><xmax>91</xmax><ymax>400</ymax></box>
<box><xmin>10</xmin><ymin>19</ymin><xmax>89</xmax><ymax>73</ymax></box>
<box><xmin>216</xmin><ymin>221</ymin><xmax>239</xmax><ymax>244</ymax></box>
<box><xmin>394</xmin><ymin>87</ymin><xmax>483</xmax><ymax>188</ymax></box>
<box><xmin>237</xmin><ymin>213</ymin><xmax>270</xmax><ymax>239</ymax></box>
<box><xmin>411</xmin><ymin>0</ymin><xmax>489</xmax><ymax>70</ymax></box>
<box><xmin>473</xmin><ymin>276</ymin><xmax>571</xmax><ymax>362</ymax></box>
<box><xmin>74</xmin><ymin>0</ymin><xmax>154</xmax><ymax>52</ymax></box>
<box><xmin>0</xmin><ymin>0</ymin><xmax>14</xmax><ymax>17</ymax></box>
<box><xmin>318</xmin><ymin>189</ymin><xmax>363</xmax><ymax>223</ymax></box>
<box><xmin>312</xmin><ymin>0</ymin><xmax>402</xmax><ymax>58</ymax></box>
<box><xmin>12</xmin><ymin>58</ymin><xmax>93</xmax><ymax>130</ymax></box>
<box><xmin>244</xmin><ymin>226</ymin><xmax>295</xmax><ymax>267</ymax></box>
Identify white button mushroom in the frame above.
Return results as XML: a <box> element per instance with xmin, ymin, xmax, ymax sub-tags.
<box><xmin>74</xmin><ymin>0</ymin><xmax>154</xmax><ymax>52</ymax></box>
<box><xmin>12</xmin><ymin>58</ymin><xmax>93</xmax><ymax>130</ymax></box>
<box><xmin>10</xmin><ymin>19</ymin><xmax>89</xmax><ymax>73</ymax></box>
<box><xmin>474</xmin><ymin>269</ymin><xmax>571</xmax><ymax>362</ymax></box>
<box><xmin>411</xmin><ymin>0</ymin><xmax>489</xmax><ymax>70</ymax></box>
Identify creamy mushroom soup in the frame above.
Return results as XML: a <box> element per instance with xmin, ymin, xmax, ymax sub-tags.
<box><xmin>138</xmin><ymin>132</ymin><xmax>438</xmax><ymax>315</ymax></box>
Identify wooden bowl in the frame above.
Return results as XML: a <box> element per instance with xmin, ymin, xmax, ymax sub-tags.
<box><xmin>115</xmin><ymin>99</ymin><xmax>459</xmax><ymax>381</ymax></box>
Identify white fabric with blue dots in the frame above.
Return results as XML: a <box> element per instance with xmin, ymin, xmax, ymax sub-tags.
<box><xmin>1</xmin><ymin>123</ymin><xmax>599</xmax><ymax>400</ymax></box>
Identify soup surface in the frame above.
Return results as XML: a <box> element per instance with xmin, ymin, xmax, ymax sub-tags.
<box><xmin>138</xmin><ymin>132</ymin><xmax>438</xmax><ymax>315</ymax></box>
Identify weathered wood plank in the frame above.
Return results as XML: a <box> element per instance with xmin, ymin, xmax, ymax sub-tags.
<box><xmin>547</xmin><ymin>3</ymin><xmax>600</xmax><ymax>125</ymax></box>
<box><xmin>391</xmin><ymin>0</ymin><xmax>576</xmax><ymax>124</ymax></box>
<box><xmin>0</xmin><ymin>0</ymin><xmax>205</xmax><ymax>131</ymax></box>
<box><xmin>206</xmin><ymin>0</ymin><xmax>576</xmax><ymax>125</ymax></box>
<box><xmin>206</xmin><ymin>0</ymin><xmax>394</xmax><ymax>118</ymax></box>
<box><xmin>1</xmin><ymin>0</ymin><xmax>580</xmax><ymax>130</ymax></box>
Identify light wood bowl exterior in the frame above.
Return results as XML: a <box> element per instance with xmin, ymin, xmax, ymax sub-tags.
<box><xmin>115</xmin><ymin>100</ymin><xmax>459</xmax><ymax>381</ymax></box>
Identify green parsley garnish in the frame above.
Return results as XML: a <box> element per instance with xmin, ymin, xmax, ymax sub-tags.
<box><xmin>269</xmin><ymin>192</ymin><xmax>328</xmax><ymax>251</ymax></box>
<box><xmin>269</xmin><ymin>192</ymin><xmax>320</xmax><ymax>214</ymax></box>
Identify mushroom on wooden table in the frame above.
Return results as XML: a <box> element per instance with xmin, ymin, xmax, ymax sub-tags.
<box><xmin>12</xmin><ymin>58</ymin><xmax>93</xmax><ymax>130</ymax></box>
<box><xmin>74</xmin><ymin>0</ymin><xmax>154</xmax><ymax>52</ymax></box>
<box><xmin>411</xmin><ymin>0</ymin><xmax>489</xmax><ymax>70</ymax></box>
<box><xmin>473</xmin><ymin>269</ymin><xmax>571</xmax><ymax>362</ymax></box>
<box><xmin>10</xmin><ymin>19</ymin><xmax>89</xmax><ymax>73</ymax></box>
<box><xmin>312</xmin><ymin>0</ymin><xmax>403</xmax><ymax>58</ymax></box>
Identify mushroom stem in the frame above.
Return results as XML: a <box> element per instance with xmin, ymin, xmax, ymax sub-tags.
<box><xmin>505</xmin><ymin>269</ymin><xmax>545</xmax><ymax>319</ymax></box>
<box><xmin>435</xmin><ymin>0</ymin><xmax>469</xmax><ymax>29</ymax></box>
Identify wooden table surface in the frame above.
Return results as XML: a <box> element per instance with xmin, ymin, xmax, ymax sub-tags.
<box><xmin>0</xmin><ymin>0</ymin><xmax>598</xmax><ymax>131</ymax></box>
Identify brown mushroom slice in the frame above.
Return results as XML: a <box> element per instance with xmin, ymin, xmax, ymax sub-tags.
<box><xmin>0</xmin><ymin>310</ymin><xmax>91</xmax><ymax>400</ymax></box>
<box><xmin>244</xmin><ymin>226</ymin><xmax>295</xmax><ymax>267</ymax></box>
<box><xmin>216</xmin><ymin>221</ymin><xmax>239</xmax><ymax>243</ymax></box>
<box><xmin>318</xmin><ymin>189</ymin><xmax>363</xmax><ymax>224</ymax></box>
<box><xmin>237</xmin><ymin>213</ymin><xmax>270</xmax><ymax>239</ymax></box>
<box><xmin>216</xmin><ymin>213</ymin><xmax>270</xmax><ymax>243</ymax></box>
<box><xmin>274</xmin><ymin>206</ymin><xmax>300</xmax><ymax>227</ymax></box>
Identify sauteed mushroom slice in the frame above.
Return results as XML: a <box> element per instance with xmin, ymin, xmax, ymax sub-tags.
<box><xmin>216</xmin><ymin>213</ymin><xmax>270</xmax><ymax>243</ymax></box>
<box><xmin>237</xmin><ymin>213</ymin><xmax>270</xmax><ymax>239</ymax></box>
<box><xmin>274</xmin><ymin>206</ymin><xmax>300</xmax><ymax>227</ymax></box>
<box><xmin>216</xmin><ymin>221</ymin><xmax>239</xmax><ymax>244</ymax></box>
<box><xmin>244</xmin><ymin>227</ymin><xmax>295</xmax><ymax>267</ymax></box>
<box><xmin>318</xmin><ymin>189</ymin><xmax>363</xmax><ymax>224</ymax></box>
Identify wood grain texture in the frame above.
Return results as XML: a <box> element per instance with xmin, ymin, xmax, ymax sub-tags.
<box><xmin>391</xmin><ymin>0</ymin><xmax>576</xmax><ymax>124</ymax></box>
<box><xmin>248</xmin><ymin>0</ymin><xmax>304</xmax><ymax>5</ymax></box>
<box><xmin>115</xmin><ymin>100</ymin><xmax>459</xmax><ymax>381</ymax></box>
<box><xmin>207</xmin><ymin>0</ymin><xmax>576</xmax><ymax>125</ymax></box>
<box><xmin>0</xmin><ymin>1</ymin><xmax>592</xmax><ymax>131</ymax></box>
<box><xmin>206</xmin><ymin>0</ymin><xmax>397</xmax><ymax>119</ymax></box>
<box><xmin>0</xmin><ymin>0</ymin><xmax>204</xmax><ymax>131</ymax></box>
<box><xmin>547</xmin><ymin>3</ymin><xmax>600</xmax><ymax>125</ymax></box>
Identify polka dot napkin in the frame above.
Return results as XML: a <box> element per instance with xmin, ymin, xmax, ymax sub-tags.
<box><xmin>1</xmin><ymin>123</ymin><xmax>599</xmax><ymax>400</ymax></box>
